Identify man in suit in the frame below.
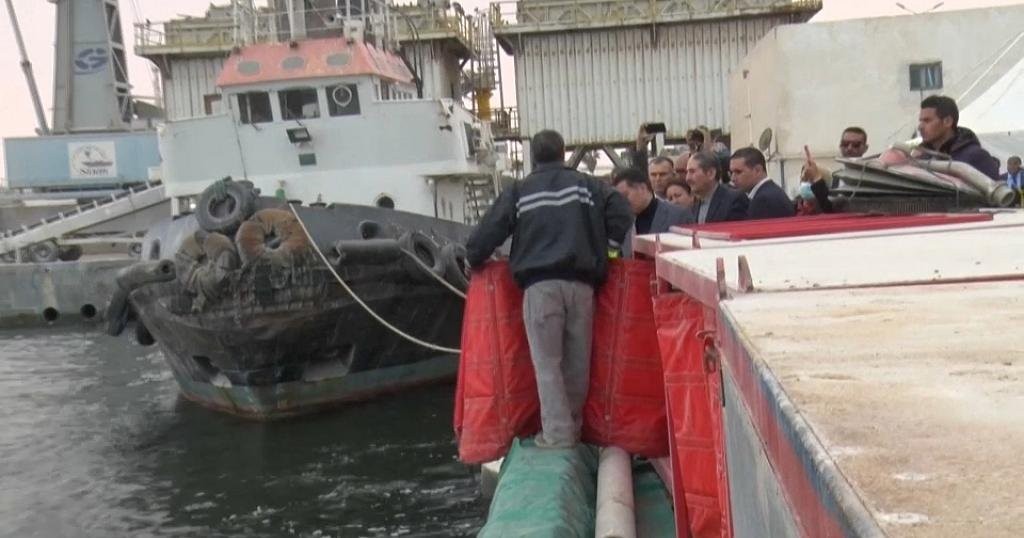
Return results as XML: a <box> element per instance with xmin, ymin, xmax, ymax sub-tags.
<box><xmin>729</xmin><ymin>147</ymin><xmax>795</xmax><ymax>220</ymax></box>
<box><xmin>686</xmin><ymin>151</ymin><xmax>748</xmax><ymax>224</ymax></box>
<box><xmin>612</xmin><ymin>167</ymin><xmax>693</xmax><ymax>256</ymax></box>
<box><xmin>612</xmin><ymin>167</ymin><xmax>693</xmax><ymax>233</ymax></box>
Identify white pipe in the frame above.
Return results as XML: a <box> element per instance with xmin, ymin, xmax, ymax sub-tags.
<box><xmin>3</xmin><ymin>0</ymin><xmax>50</xmax><ymax>135</ymax></box>
<box><xmin>595</xmin><ymin>447</ymin><xmax>636</xmax><ymax>538</ymax></box>
<box><xmin>892</xmin><ymin>142</ymin><xmax>1015</xmax><ymax>207</ymax></box>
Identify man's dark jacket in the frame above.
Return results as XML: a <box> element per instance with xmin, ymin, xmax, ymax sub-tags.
<box><xmin>749</xmin><ymin>180</ymin><xmax>796</xmax><ymax>220</ymax></box>
<box><xmin>924</xmin><ymin>127</ymin><xmax>1000</xmax><ymax>181</ymax></box>
<box><xmin>623</xmin><ymin>198</ymin><xmax>693</xmax><ymax>257</ymax></box>
<box><xmin>693</xmin><ymin>185</ymin><xmax>749</xmax><ymax>223</ymax></box>
<box><xmin>466</xmin><ymin>162</ymin><xmax>633</xmax><ymax>289</ymax></box>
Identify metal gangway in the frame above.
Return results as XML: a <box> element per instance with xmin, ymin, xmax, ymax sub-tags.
<box><xmin>0</xmin><ymin>181</ymin><xmax>168</xmax><ymax>262</ymax></box>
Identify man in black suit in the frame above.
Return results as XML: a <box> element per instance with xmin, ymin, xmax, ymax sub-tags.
<box><xmin>686</xmin><ymin>151</ymin><xmax>748</xmax><ymax>224</ymax></box>
<box><xmin>612</xmin><ymin>167</ymin><xmax>693</xmax><ymax>256</ymax></box>
<box><xmin>729</xmin><ymin>147</ymin><xmax>795</xmax><ymax>220</ymax></box>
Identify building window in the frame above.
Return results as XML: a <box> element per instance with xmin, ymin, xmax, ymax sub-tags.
<box><xmin>237</xmin><ymin>92</ymin><xmax>272</xmax><ymax>124</ymax></box>
<box><xmin>279</xmin><ymin>87</ymin><xmax>320</xmax><ymax>120</ymax></box>
<box><xmin>204</xmin><ymin>94</ymin><xmax>223</xmax><ymax>116</ymax></box>
<box><xmin>327</xmin><ymin>84</ymin><xmax>361</xmax><ymax>116</ymax></box>
<box><xmin>909</xmin><ymin>62</ymin><xmax>943</xmax><ymax>91</ymax></box>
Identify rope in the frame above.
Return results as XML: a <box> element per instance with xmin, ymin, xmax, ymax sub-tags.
<box><xmin>398</xmin><ymin>248</ymin><xmax>468</xmax><ymax>299</ymax></box>
<box><xmin>288</xmin><ymin>203</ymin><xmax>461</xmax><ymax>354</ymax></box>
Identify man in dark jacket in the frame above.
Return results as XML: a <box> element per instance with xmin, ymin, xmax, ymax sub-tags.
<box><xmin>466</xmin><ymin>129</ymin><xmax>633</xmax><ymax>448</ymax></box>
<box><xmin>729</xmin><ymin>147</ymin><xmax>795</xmax><ymax>220</ymax></box>
<box><xmin>686</xmin><ymin>151</ymin><xmax>748</xmax><ymax>224</ymax></box>
<box><xmin>611</xmin><ymin>167</ymin><xmax>693</xmax><ymax>256</ymax></box>
<box><xmin>919</xmin><ymin>95</ymin><xmax>1000</xmax><ymax>181</ymax></box>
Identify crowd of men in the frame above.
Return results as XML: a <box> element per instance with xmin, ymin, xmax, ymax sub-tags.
<box><xmin>464</xmin><ymin>94</ymin><xmax>1008</xmax><ymax>449</ymax></box>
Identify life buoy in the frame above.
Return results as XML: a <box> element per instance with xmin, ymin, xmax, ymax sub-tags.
<box><xmin>440</xmin><ymin>243</ymin><xmax>470</xmax><ymax>291</ymax></box>
<box><xmin>193</xmin><ymin>232</ymin><xmax>240</xmax><ymax>301</ymax></box>
<box><xmin>196</xmin><ymin>178</ymin><xmax>257</xmax><ymax>234</ymax></box>
<box><xmin>399</xmin><ymin>231</ymin><xmax>444</xmax><ymax>281</ymax></box>
<box><xmin>234</xmin><ymin>208</ymin><xmax>310</xmax><ymax>266</ymax></box>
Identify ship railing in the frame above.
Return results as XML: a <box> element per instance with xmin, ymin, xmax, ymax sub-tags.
<box><xmin>490</xmin><ymin>0</ymin><xmax>822</xmax><ymax>30</ymax></box>
<box><xmin>134</xmin><ymin>2</ymin><xmax>480</xmax><ymax>55</ymax></box>
<box><xmin>489</xmin><ymin>107</ymin><xmax>520</xmax><ymax>141</ymax></box>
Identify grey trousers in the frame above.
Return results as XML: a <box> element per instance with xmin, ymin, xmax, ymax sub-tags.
<box><xmin>523</xmin><ymin>279</ymin><xmax>595</xmax><ymax>446</ymax></box>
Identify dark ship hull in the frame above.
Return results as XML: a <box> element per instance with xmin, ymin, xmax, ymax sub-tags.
<box><xmin>113</xmin><ymin>194</ymin><xmax>470</xmax><ymax>419</ymax></box>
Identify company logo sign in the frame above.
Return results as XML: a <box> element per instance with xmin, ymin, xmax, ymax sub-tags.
<box><xmin>74</xmin><ymin>48</ymin><xmax>109</xmax><ymax>74</ymax></box>
<box><xmin>68</xmin><ymin>142</ymin><xmax>118</xmax><ymax>179</ymax></box>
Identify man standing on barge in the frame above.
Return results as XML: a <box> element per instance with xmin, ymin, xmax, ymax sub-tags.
<box><xmin>466</xmin><ymin>130</ymin><xmax>633</xmax><ymax>448</ymax></box>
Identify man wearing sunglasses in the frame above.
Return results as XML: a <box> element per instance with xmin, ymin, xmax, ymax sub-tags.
<box><xmin>800</xmin><ymin>126</ymin><xmax>871</xmax><ymax>212</ymax></box>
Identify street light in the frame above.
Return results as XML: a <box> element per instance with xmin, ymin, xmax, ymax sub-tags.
<box><xmin>894</xmin><ymin>2</ymin><xmax>945</xmax><ymax>15</ymax></box>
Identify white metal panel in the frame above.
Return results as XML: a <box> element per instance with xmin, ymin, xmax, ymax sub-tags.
<box><xmin>514</xmin><ymin>15</ymin><xmax>796</xmax><ymax>145</ymax></box>
<box><xmin>165</xmin><ymin>58</ymin><xmax>226</xmax><ymax>121</ymax></box>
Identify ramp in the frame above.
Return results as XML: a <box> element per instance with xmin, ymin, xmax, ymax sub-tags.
<box><xmin>0</xmin><ymin>181</ymin><xmax>168</xmax><ymax>256</ymax></box>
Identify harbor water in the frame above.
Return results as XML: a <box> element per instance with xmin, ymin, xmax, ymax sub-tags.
<box><xmin>0</xmin><ymin>327</ymin><xmax>484</xmax><ymax>538</ymax></box>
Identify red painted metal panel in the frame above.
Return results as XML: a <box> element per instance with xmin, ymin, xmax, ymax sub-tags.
<box><xmin>672</xmin><ymin>213</ymin><xmax>992</xmax><ymax>241</ymax></box>
<box><xmin>716</xmin><ymin>315</ymin><xmax>849</xmax><ymax>538</ymax></box>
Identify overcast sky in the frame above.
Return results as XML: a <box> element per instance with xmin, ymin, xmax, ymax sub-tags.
<box><xmin>1</xmin><ymin>0</ymin><xmax>1022</xmax><ymax>178</ymax></box>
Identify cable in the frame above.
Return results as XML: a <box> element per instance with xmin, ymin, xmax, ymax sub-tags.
<box><xmin>399</xmin><ymin>247</ymin><xmax>467</xmax><ymax>299</ymax></box>
<box><xmin>288</xmin><ymin>203</ymin><xmax>461</xmax><ymax>354</ymax></box>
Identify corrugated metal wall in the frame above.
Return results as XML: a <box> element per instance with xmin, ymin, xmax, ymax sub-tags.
<box><xmin>514</xmin><ymin>15</ymin><xmax>798</xmax><ymax>145</ymax></box>
<box><xmin>165</xmin><ymin>58</ymin><xmax>226</xmax><ymax>121</ymax></box>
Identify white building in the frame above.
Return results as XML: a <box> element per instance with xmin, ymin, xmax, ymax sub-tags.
<box><xmin>730</xmin><ymin>4</ymin><xmax>1024</xmax><ymax>189</ymax></box>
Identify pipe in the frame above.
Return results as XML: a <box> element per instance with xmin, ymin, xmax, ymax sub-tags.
<box><xmin>105</xmin><ymin>260</ymin><xmax>176</xmax><ymax>336</ymax></box>
<box><xmin>892</xmin><ymin>143</ymin><xmax>1015</xmax><ymax>207</ymax></box>
<box><xmin>3</xmin><ymin>0</ymin><xmax>50</xmax><ymax>135</ymax></box>
<box><xmin>332</xmin><ymin>238</ymin><xmax>404</xmax><ymax>265</ymax></box>
<box><xmin>595</xmin><ymin>447</ymin><xmax>636</xmax><ymax>538</ymax></box>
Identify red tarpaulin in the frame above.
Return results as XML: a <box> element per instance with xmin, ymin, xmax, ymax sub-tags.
<box><xmin>454</xmin><ymin>262</ymin><xmax>540</xmax><ymax>464</ymax></box>
<box><xmin>582</xmin><ymin>259</ymin><xmax>669</xmax><ymax>457</ymax></box>
<box><xmin>655</xmin><ymin>293</ymin><xmax>732</xmax><ymax>538</ymax></box>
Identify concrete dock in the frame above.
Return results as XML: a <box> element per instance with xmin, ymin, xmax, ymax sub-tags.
<box><xmin>0</xmin><ymin>256</ymin><xmax>133</xmax><ymax>328</ymax></box>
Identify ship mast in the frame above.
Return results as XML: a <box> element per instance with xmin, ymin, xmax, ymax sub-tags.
<box><xmin>3</xmin><ymin>0</ymin><xmax>50</xmax><ymax>135</ymax></box>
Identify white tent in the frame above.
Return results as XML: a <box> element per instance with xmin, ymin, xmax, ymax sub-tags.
<box><xmin>961</xmin><ymin>54</ymin><xmax>1024</xmax><ymax>167</ymax></box>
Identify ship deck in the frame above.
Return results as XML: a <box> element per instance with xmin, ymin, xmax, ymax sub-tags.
<box><xmin>720</xmin><ymin>281</ymin><xmax>1024</xmax><ymax>537</ymax></box>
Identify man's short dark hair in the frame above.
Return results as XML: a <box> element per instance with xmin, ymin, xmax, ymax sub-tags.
<box><xmin>842</xmin><ymin>126</ymin><xmax>868</xmax><ymax>140</ymax></box>
<box><xmin>921</xmin><ymin>95</ymin><xmax>959</xmax><ymax>128</ymax></box>
<box><xmin>730</xmin><ymin>147</ymin><xmax>767</xmax><ymax>171</ymax></box>
<box><xmin>1009</xmin><ymin>156</ymin><xmax>1022</xmax><ymax>165</ymax></box>
<box><xmin>649</xmin><ymin>156</ymin><xmax>674</xmax><ymax>169</ymax></box>
<box><xmin>611</xmin><ymin>166</ymin><xmax>652</xmax><ymax>191</ymax></box>
<box><xmin>531</xmin><ymin>130</ymin><xmax>565</xmax><ymax>164</ymax></box>
<box><xmin>689</xmin><ymin>151</ymin><xmax>719</xmax><ymax>180</ymax></box>
<box><xmin>687</xmin><ymin>129</ymin><xmax>705</xmax><ymax>144</ymax></box>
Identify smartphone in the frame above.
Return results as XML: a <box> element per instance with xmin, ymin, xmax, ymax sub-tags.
<box><xmin>643</xmin><ymin>122</ymin><xmax>667</xmax><ymax>135</ymax></box>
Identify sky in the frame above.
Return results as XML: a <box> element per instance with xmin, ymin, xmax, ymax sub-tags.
<box><xmin>1</xmin><ymin>0</ymin><xmax>1022</xmax><ymax>179</ymax></box>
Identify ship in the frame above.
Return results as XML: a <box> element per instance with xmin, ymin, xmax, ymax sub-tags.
<box><xmin>107</xmin><ymin>0</ymin><xmax>502</xmax><ymax>419</ymax></box>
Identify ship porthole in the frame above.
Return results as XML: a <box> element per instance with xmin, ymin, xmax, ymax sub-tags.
<box><xmin>42</xmin><ymin>308</ymin><xmax>60</xmax><ymax>323</ymax></box>
<box><xmin>375</xmin><ymin>195</ymin><xmax>395</xmax><ymax>210</ymax></box>
<box><xmin>358</xmin><ymin>220</ymin><xmax>381</xmax><ymax>239</ymax></box>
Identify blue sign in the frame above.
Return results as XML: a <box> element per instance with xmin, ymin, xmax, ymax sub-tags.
<box><xmin>74</xmin><ymin>48</ymin><xmax>109</xmax><ymax>74</ymax></box>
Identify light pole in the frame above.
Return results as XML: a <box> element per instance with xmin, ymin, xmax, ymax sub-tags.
<box><xmin>894</xmin><ymin>2</ymin><xmax>945</xmax><ymax>15</ymax></box>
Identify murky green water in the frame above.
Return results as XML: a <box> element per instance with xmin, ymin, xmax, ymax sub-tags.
<box><xmin>0</xmin><ymin>328</ymin><xmax>484</xmax><ymax>537</ymax></box>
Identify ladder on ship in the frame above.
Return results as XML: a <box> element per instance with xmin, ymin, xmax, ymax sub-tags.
<box><xmin>0</xmin><ymin>181</ymin><xmax>168</xmax><ymax>260</ymax></box>
<box><xmin>465</xmin><ymin>175</ymin><xmax>499</xmax><ymax>225</ymax></box>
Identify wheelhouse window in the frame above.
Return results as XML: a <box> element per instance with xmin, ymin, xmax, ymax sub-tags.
<box><xmin>279</xmin><ymin>87</ymin><xmax>321</xmax><ymax>120</ymax></box>
<box><xmin>237</xmin><ymin>92</ymin><xmax>272</xmax><ymax>124</ymax></box>
<box><xmin>327</xmin><ymin>84</ymin><xmax>361</xmax><ymax>116</ymax></box>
